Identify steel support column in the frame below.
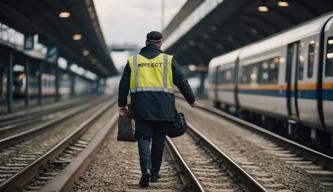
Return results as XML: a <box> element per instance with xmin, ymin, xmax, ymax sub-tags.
<box><xmin>38</xmin><ymin>62</ymin><xmax>43</xmax><ymax>105</ymax></box>
<box><xmin>101</xmin><ymin>78</ymin><xmax>105</xmax><ymax>94</ymax></box>
<box><xmin>96</xmin><ymin>78</ymin><xmax>100</xmax><ymax>95</ymax></box>
<box><xmin>6</xmin><ymin>51</ymin><xmax>13</xmax><ymax>113</ymax></box>
<box><xmin>71</xmin><ymin>75</ymin><xmax>76</xmax><ymax>97</ymax></box>
<box><xmin>66</xmin><ymin>60</ymin><xmax>73</xmax><ymax>97</ymax></box>
<box><xmin>199</xmin><ymin>71</ymin><xmax>207</xmax><ymax>96</ymax></box>
<box><xmin>0</xmin><ymin>61</ymin><xmax>4</xmax><ymax>105</ymax></box>
<box><xmin>25</xmin><ymin>58</ymin><xmax>30</xmax><ymax>106</ymax></box>
<box><xmin>66</xmin><ymin>61</ymin><xmax>74</xmax><ymax>97</ymax></box>
<box><xmin>55</xmin><ymin>61</ymin><xmax>60</xmax><ymax>101</ymax></box>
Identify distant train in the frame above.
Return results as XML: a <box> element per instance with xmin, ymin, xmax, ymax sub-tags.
<box><xmin>2</xmin><ymin>71</ymin><xmax>92</xmax><ymax>99</ymax></box>
<box><xmin>207</xmin><ymin>13</ymin><xmax>333</xmax><ymax>145</ymax></box>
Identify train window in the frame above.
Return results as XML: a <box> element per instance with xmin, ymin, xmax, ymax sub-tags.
<box><xmin>225</xmin><ymin>69</ymin><xmax>232</xmax><ymax>83</ymax></box>
<box><xmin>326</xmin><ymin>37</ymin><xmax>333</xmax><ymax>77</ymax></box>
<box><xmin>298</xmin><ymin>50</ymin><xmax>305</xmax><ymax>80</ymax></box>
<box><xmin>240</xmin><ymin>66</ymin><xmax>248</xmax><ymax>84</ymax></box>
<box><xmin>258</xmin><ymin>57</ymin><xmax>279</xmax><ymax>84</ymax></box>
<box><xmin>220</xmin><ymin>69</ymin><xmax>227</xmax><ymax>83</ymax></box>
<box><xmin>217</xmin><ymin>68</ymin><xmax>224</xmax><ymax>84</ymax></box>
<box><xmin>286</xmin><ymin>46</ymin><xmax>294</xmax><ymax>82</ymax></box>
<box><xmin>208</xmin><ymin>70</ymin><xmax>215</xmax><ymax>84</ymax></box>
<box><xmin>259</xmin><ymin>61</ymin><xmax>269</xmax><ymax>84</ymax></box>
<box><xmin>240</xmin><ymin>64</ymin><xmax>258</xmax><ymax>84</ymax></box>
<box><xmin>250</xmin><ymin>66</ymin><xmax>258</xmax><ymax>84</ymax></box>
<box><xmin>307</xmin><ymin>42</ymin><xmax>315</xmax><ymax>78</ymax></box>
<box><xmin>271</xmin><ymin>57</ymin><xmax>279</xmax><ymax>84</ymax></box>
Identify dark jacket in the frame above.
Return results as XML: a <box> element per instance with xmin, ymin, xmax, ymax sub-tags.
<box><xmin>118</xmin><ymin>44</ymin><xmax>195</xmax><ymax>121</ymax></box>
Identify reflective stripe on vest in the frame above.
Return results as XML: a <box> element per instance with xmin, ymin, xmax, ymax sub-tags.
<box><xmin>128</xmin><ymin>53</ymin><xmax>174</xmax><ymax>93</ymax></box>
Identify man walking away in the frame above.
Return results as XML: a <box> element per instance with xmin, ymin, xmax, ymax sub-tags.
<box><xmin>118</xmin><ymin>31</ymin><xmax>197</xmax><ymax>187</ymax></box>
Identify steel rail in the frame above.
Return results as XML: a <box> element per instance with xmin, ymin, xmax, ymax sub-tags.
<box><xmin>187</xmin><ymin>122</ymin><xmax>267</xmax><ymax>192</ymax></box>
<box><xmin>166</xmin><ymin>136</ymin><xmax>206</xmax><ymax>191</ymax></box>
<box><xmin>40</xmin><ymin>115</ymin><xmax>118</xmax><ymax>192</ymax></box>
<box><xmin>176</xmin><ymin>95</ymin><xmax>333</xmax><ymax>168</ymax></box>
<box><xmin>0</xmin><ymin>99</ymin><xmax>116</xmax><ymax>192</ymax></box>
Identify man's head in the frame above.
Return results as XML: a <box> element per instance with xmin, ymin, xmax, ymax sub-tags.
<box><xmin>146</xmin><ymin>31</ymin><xmax>162</xmax><ymax>48</ymax></box>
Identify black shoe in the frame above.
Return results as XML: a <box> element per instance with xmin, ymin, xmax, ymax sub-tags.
<box><xmin>139</xmin><ymin>169</ymin><xmax>151</xmax><ymax>187</ymax></box>
<box><xmin>150</xmin><ymin>174</ymin><xmax>160</xmax><ymax>183</ymax></box>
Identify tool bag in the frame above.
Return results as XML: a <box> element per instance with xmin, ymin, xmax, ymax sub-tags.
<box><xmin>117</xmin><ymin>113</ymin><xmax>137</xmax><ymax>142</ymax></box>
<box><xmin>167</xmin><ymin>112</ymin><xmax>187</xmax><ymax>138</ymax></box>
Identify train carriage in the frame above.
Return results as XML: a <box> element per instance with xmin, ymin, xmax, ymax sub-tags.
<box><xmin>323</xmin><ymin>19</ymin><xmax>333</xmax><ymax>134</ymax></box>
<box><xmin>207</xmin><ymin>50</ymin><xmax>239</xmax><ymax>109</ymax></box>
<box><xmin>207</xmin><ymin>13</ymin><xmax>333</xmax><ymax>145</ymax></box>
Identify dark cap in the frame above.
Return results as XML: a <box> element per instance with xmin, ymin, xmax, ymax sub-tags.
<box><xmin>146</xmin><ymin>31</ymin><xmax>162</xmax><ymax>42</ymax></box>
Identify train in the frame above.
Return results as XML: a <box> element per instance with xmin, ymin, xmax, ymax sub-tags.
<box><xmin>207</xmin><ymin>13</ymin><xmax>333</xmax><ymax>146</ymax></box>
<box><xmin>1</xmin><ymin>70</ymin><xmax>93</xmax><ymax>100</ymax></box>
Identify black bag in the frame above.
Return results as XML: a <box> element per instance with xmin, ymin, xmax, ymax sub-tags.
<box><xmin>117</xmin><ymin>114</ymin><xmax>137</xmax><ymax>142</ymax></box>
<box><xmin>167</xmin><ymin>112</ymin><xmax>187</xmax><ymax>138</ymax></box>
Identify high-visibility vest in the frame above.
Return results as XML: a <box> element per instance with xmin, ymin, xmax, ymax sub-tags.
<box><xmin>128</xmin><ymin>53</ymin><xmax>174</xmax><ymax>93</ymax></box>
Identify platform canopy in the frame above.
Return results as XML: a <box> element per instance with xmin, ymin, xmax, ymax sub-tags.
<box><xmin>162</xmin><ymin>0</ymin><xmax>333</xmax><ymax>68</ymax></box>
<box><xmin>0</xmin><ymin>0</ymin><xmax>117</xmax><ymax>78</ymax></box>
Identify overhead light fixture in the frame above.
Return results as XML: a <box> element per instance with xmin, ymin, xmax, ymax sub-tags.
<box><xmin>72</xmin><ymin>34</ymin><xmax>82</xmax><ymax>41</ymax></box>
<box><xmin>328</xmin><ymin>39</ymin><xmax>333</xmax><ymax>45</ymax></box>
<box><xmin>82</xmin><ymin>49</ymin><xmax>90</xmax><ymax>56</ymax></box>
<box><xmin>58</xmin><ymin>11</ymin><xmax>71</xmax><ymax>18</ymax></box>
<box><xmin>258</xmin><ymin>5</ymin><xmax>269</xmax><ymax>12</ymax></box>
<box><xmin>277</xmin><ymin>1</ymin><xmax>289</xmax><ymax>7</ymax></box>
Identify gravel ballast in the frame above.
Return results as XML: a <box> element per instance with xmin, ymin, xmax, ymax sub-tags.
<box><xmin>73</xmin><ymin>126</ymin><xmax>186</xmax><ymax>191</ymax></box>
<box><xmin>176</xmin><ymin>100</ymin><xmax>328</xmax><ymax>192</ymax></box>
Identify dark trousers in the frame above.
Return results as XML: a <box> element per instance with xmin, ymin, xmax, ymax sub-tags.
<box><xmin>135</xmin><ymin>120</ymin><xmax>170</xmax><ymax>176</ymax></box>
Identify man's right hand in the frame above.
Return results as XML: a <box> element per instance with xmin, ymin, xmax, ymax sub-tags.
<box><xmin>118</xmin><ymin>106</ymin><xmax>128</xmax><ymax>116</ymax></box>
<box><xmin>190</xmin><ymin>101</ymin><xmax>198</xmax><ymax>107</ymax></box>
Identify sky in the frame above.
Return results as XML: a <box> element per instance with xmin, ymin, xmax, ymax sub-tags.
<box><xmin>94</xmin><ymin>0</ymin><xmax>186</xmax><ymax>47</ymax></box>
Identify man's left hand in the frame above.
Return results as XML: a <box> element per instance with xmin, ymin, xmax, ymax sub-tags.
<box><xmin>118</xmin><ymin>106</ymin><xmax>128</xmax><ymax>116</ymax></box>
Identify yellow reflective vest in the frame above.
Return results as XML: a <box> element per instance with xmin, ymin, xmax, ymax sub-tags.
<box><xmin>128</xmin><ymin>53</ymin><xmax>174</xmax><ymax>93</ymax></box>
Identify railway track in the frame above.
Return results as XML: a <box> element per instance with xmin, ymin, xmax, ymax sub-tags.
<box><xmin>167</xmin><ymin>122</ymin><xmax>266</xmax><ymax>192</ymax></box>
<box><xmin>187</xmin><ymin>98</ymin><xmax>333</xmax><ymax>167</ymax></box>
<box><xmin>0</xmin><ymin>96</ymin><xmax>99</xmax><ymax>139</ymax></box>
<box><xmin>62</xmin><ymin>116</ymin><xmax>264</xmax><ymax>191</ymax></box>
<box><xmin>176</xmin><ymin>97</ymin><xmax>333</xmax><ymax>191</ymax></box>
<box><xmin>27</xmin><ymin>96</ymin><xmax>333</xmax><ymax>191</ymax></box>
<box><xmin>56</xmin><ymin>119</ymin><xmax>187</xmax><ymax>192</ymax></box>
<box><xmin>0</xmin><ymin>97</ymin><xmax>116</xmax><ymax>192</ymax></box>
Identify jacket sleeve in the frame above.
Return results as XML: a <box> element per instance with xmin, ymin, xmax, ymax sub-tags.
<box><xmin>118</xmin><ymin>62</ymin><xmax>131</xmax><ymax>107</ymax></box>
<box><xmin>172</xmin><ymin>58</ymin><xmax>196</xmax><ymax>104</ymax></box>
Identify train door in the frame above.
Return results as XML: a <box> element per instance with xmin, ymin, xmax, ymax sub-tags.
<box><xmin>234</xmin><ymin>58</ymin><xmax>240</xmax><ymax>113</ymax></box>
<box><xmin>322</xmin><ymin>18</ymin><xmax>333</xmax><ymax>132</ymax></box>
<box><xmin>214</xmin><ymin>66</ymin><xmax>219</xmax><ymax>103</ymax></box>
<box><xmin>286</xmin><ymin>42</ymin><xmax>300</xmax><ymax>120</ymax></box>
<box><xmin>0</xmin><ymin>61</ymin><xmax>5</xmax><ymax>110</ymax></box>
